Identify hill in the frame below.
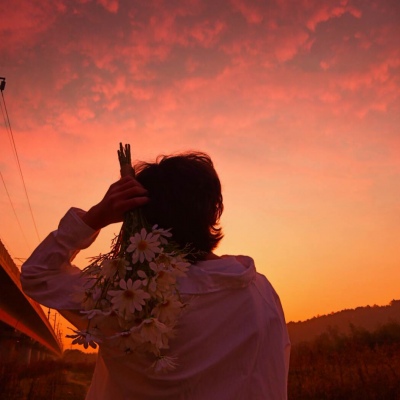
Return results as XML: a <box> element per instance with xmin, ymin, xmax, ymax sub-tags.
<box><xmin>287</xmin><ymin>299</ymin><xmax>400</xmax><ymax>345</ymax></box>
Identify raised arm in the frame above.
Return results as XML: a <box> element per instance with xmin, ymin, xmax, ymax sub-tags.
<box><xmin>20</xmin><ymin>176</ymin><xmax>149</xmax><ymax>326</ymax></box>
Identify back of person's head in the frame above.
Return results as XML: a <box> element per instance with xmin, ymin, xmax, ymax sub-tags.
<box><xmin>135</xmin><ymin>152</ymin><xmax>223</xmax><ymax>261</ymax></box>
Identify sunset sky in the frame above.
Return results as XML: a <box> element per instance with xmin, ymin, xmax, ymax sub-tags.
<box><xmin>1</xmin><ymin>0</ymin><xmax>399</xmax><ymax>350</ymax></box>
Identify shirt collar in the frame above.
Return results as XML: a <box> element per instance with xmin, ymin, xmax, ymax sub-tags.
<box><xmin>178</xmin><ymin>255</ymin><xmax>257</xmax><ymax>294</ymax></box>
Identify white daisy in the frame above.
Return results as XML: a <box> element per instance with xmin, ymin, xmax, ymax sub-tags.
<box><xmin>151</xmin><ymin>356</ymin><xmax>178</xmax><ymax>373</ymax></box>
<box><xmin>80</xmin><ymin>308</ymin><xmax>112</xmax><ymax>320</ymax></box>
<box><xmin>151</xmin><ymin>295</ymin><xmax>184</xmax><ymax>324</ymax></box>
<box><xmin>72</xmin><ymin>286</ymin><xmax>101</xmax><ymax>311</ymax></box>
<box><xmin>137</xmin><ymin>269</ymin><xmax>157</xmax><ymax>293</ymax></box>
<box><xmin>109</xmin><ymin>326</ymin><xmax>143</xmax><ymax>352</ymax></box>
<box><xmin>153</xmin><ymin>253</ymin><xmax>190</xmax><ymax>278</ymax></box>
<box><xmin>169</xmin><ymin>256</ymin><xmax>190</xmax><ymax>278</ymax></box>
<box><xmin>66</xmin><ymin>328</ymin><xmax>101</xmax><ymax>349</ymax></box>
<box><xmin>151</xmin><ymin>225</ymin><xmax>173</xmax><ymax>244</ymax></box>
<box><xmin>150</xmin><ymin>263</ymin><xmax>177</xmax><ymax>296</ymax></box>
<box><xmin>109</xmin><ymin>278</ymin><xmax>150</xmax><ymax>315</ymax></box>
<box><xmin>101</xmin><ymin>258</ymin><xmax>130</xmax><ymax>279</ymax></box>
<box><xmin>138</xmin><ymin>318</ymin><xmax>170</xmax><ymax>349</ymax></box>
<box><xmin>127</xmin><ymin>228</ymin><xmax>161</xmax><ymax>263</ymax></box>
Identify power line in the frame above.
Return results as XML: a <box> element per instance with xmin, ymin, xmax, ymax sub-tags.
<box><xmin>0</xmin><ymin>80</ymin><xmax>32</xmax><ymax>256</ymax></box>
<box><xmin>0</xmin><ymin>171</ymin><xmax>32</xmax><ymax>252</ymax></box>
<box><xmin>0</xmin><ymin>78</ymin><xmax>41</xmax><ymax>242</ymax></box>
<box><xmin>0</xmin><ymin>81</ymin><xmax>20</xmax><ymax>169</ymax></box>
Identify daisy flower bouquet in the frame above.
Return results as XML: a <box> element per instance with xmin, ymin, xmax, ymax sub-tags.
<box><xmin>68</xmin><ymin>144</ymin><xmax>190</xmax><ymax>372</ymax></box>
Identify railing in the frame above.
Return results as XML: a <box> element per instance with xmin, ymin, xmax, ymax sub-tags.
<box><xmin>0</xmin><ymin>239</ymin><xmax>19</xmax><ymax>283</ymax></box>
<box><xmin>0</xmin><ymin>239</ymin><xmax>62</xmax><ymax>356</ymax></box>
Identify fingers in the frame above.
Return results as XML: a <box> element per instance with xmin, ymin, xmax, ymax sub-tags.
<box><xmin>113</xmin><ymin>176</ymin><xmax>148</xmax><ymax>197</ymax></box>
<box><xmin>107</xmin><ymin>176</ymin><xmax>149</xmax><ymax>207</ymax></box>
<box><xmin>118</xmin><ymin>195</ymin><xmax>149</xmax><ymax>213</ymax></box>
<box><xmin>82</xmin><ymin>177</ymin><xmax>150</xmax><ymax>230</ymax></box>
<box><xmin>110</xmin><ymin>175</ymin><xmax>146</xmax><ymax>193</ymax></box>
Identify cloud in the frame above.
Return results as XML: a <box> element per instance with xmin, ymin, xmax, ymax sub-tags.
<box><xmin>189</xmin><ymin>20</ymin><xmax>227</xmax><ymax>48</ymax></box>
<box><xmin>2</xmin><ymin>0</ymin><xmax>399</xmax><ymax>181</ymax></box>
<box><xmin>306</xmin><ymin>1</ymin><xmax>362</xmax><ymax>31</ymax></box>
<box><xmin>0</xmin><ymin>0</ymin><xmax>65</xmax><ymax>53</ymax></box>
<box><xmin>230</xmin><ymin>0</ymin><xmax>264</xmax><ymax>24</ymax></box>
<box><xmin>1</xmin><ymin>1</ymin><xmax>400</xmax><ymax>329</ymax></box>
<box><xmin>97</xmin><ymin>0</ymin><xmax>119</xmax><ymax>13</ymax></box>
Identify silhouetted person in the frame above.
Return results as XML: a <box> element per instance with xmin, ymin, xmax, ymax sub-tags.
<box><xmin>21</xmin><ymin>151</ymin><xmax>290</xmax><ymax>399</ymax></box>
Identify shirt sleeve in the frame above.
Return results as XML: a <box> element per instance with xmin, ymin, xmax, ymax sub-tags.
<box><xmin>20</xmin><ymin>207</ymin><xmax>100</xmax><ymax>310</ymax></box>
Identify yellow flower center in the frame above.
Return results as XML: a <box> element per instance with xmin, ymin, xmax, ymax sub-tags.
<box><xmin>138</xmin><ymin>240</ymin><xmax>148</xmax><ymax>251</ymax></box>
<box><xmin>123</xmin><ymin>290</ymin><xmax>134</xmax><ymax>299</ymax></box>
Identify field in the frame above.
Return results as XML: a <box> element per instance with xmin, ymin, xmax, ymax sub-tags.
<box><xmin>288</xmin><ymin>322</ymin><xmax>400</xmax><ymax>399</ymax></box>
<box><xmin>1</xmin><ymin>322</ymin><xmax>399</xmax><ymax>399</ymax></box>
<box><xmin>0</xmin><ymin>357</ymin><xmax>95</xmax><ymax>400</ymax></box>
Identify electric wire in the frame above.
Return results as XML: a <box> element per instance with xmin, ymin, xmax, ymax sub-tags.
<box><xmin>0</xmin><ymin>171</ymin><xmax>32</xmax><ymax>252</ymax></box>
<box><xmin>1</xmin><ymin>89</ymin><xmax>41</xmax><ymax>242</ymax></box>
<box><xmin>0</xmin><ymin>96</ymin><xmax>33</xmax><ymax>254</ymax></box>
<box><xmin>0</xmin><ymin>97</ymin><xmax>31</xmax><ymax>257</ymax></box>
<box><xmin>0</xmin><ymin>94</ymin><xmax>17</xmax><ymax>162</ymax></box>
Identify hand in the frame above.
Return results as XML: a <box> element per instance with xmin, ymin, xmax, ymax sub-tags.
<box><xmin>81</xmin><ymin>176</ymin><xmax>149</xmax><ymax>230</ymax></box>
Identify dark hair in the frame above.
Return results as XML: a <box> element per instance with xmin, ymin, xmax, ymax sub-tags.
<box><xmin>135</xmin><ymin>152</ymin><xmax>223</xmax><ymax>261</ymax></box>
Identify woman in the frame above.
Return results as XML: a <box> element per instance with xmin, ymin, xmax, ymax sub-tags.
<box><xmin>21</xmin><ymin>151</ymin><xmax>290</xmax><ymax>399</ymax></box>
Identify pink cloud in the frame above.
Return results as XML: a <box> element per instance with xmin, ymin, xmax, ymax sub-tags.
<box><xmin>185</xmin><ymin>57</ymin><xmax>200</xmax><ymax>73</ymax></box>
<box><xmin>0</xmin><ymin>1</ymin><xmax>64</xmax><ymax>53</ymax></box>
<box><xmin>97</xmin><ymin>0</ymin><xmax>119</xmax><ymax>13</ymax></box>
<box><xmin>230</xmin><ymin>0</ymin><xmax>264</xmax><ymax>24</ymax></box>
<box><xmin>337</xmin><ymin>57</ymin><xmax>400</xmax><ymax>93</ymax></box>
<box><xmin>320</xmin><ymin>60</ymin><xmax>330</xmax><ymax>70</ymax></box>
<box><xmin>306</xmin><ymin>1</ymin><xmax>362</xmax><ymax>31</ymax></box>
<box><xmin>2</xmin><ymin>1</ymin><xmax>399</xmax><ymax>155</ymax></box>
<box><xmin>143</xmin><ymin>7</ymin><xmax>227</xmax><ymax>50</ymax></box>
<box><xmin>319</xmin><ymin>90</ymin><xmax>341</xmax><ymax>103</ymax></box>
<box><xmin>273</xmin><ymin>29</ymin><xmax>312</xmax><ymax>62</ymax></box>
<box><xmin>354</xmin><ymin>32</ymin><xmax>373</xmax><ymax>50</ymax></box>
<box><xmin>189</xmin><ymin>20</ymin><xmax>227</xmax><ymax>48</ymax></box>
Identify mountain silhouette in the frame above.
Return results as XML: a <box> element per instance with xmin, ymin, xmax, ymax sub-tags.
<box><xmin>287</xmin><ymin>299</ymin><xmax>400</xmax><ymax>345</ymax></box>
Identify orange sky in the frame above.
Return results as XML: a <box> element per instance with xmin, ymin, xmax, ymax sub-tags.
<box><xmin>1</xmin><ymin>0</ymin><xmax>399</xmax><ymax>351</ymax></box>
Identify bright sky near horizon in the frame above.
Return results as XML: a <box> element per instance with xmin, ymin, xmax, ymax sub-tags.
<box><xmin>1</xmin><ymin>0</ymin><xmax>399</xmax><ymax>350</ymax></box>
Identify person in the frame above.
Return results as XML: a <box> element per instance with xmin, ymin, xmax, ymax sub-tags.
<box><xmin>21</xmin><ymin>151</ymin><xmax>290</xmax><ymax>399</ymax></box>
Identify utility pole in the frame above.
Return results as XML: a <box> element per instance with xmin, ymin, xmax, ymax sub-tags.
<box><xmin>53</xmin><ymin>312</ymin><xmax>57</xmax><ymax>330</ymax></box>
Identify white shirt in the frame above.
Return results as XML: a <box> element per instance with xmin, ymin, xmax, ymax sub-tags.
<box><xmin>21</xmin><ymin>208</ymin><xmax>290</xmax><ymax>399</ymax></box>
